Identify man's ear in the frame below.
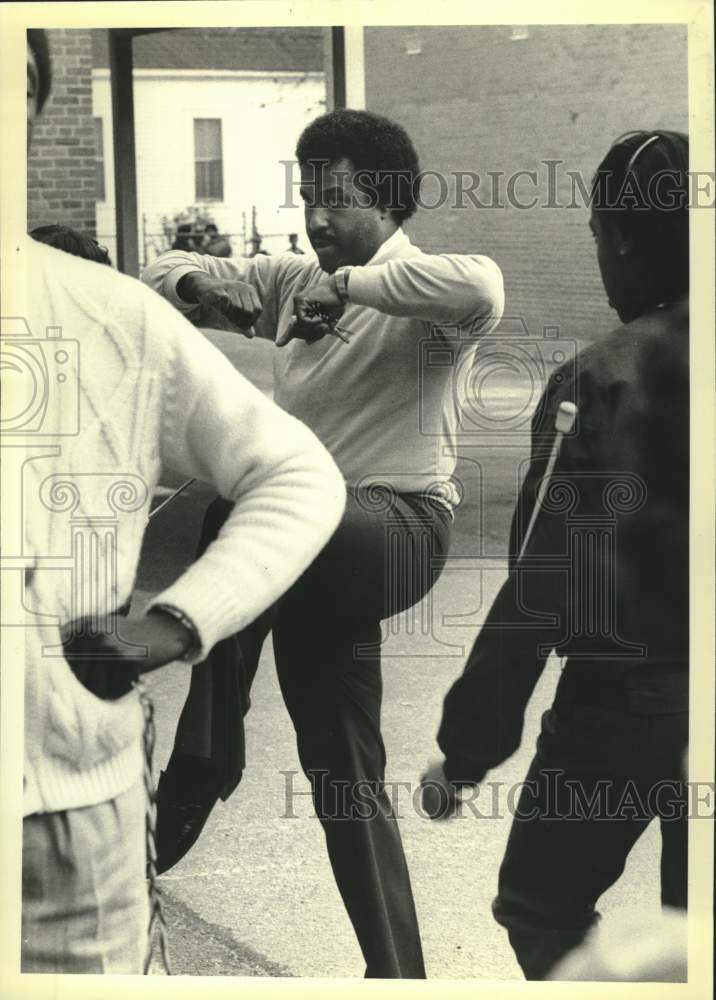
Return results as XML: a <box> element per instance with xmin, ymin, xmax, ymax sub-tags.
<box><xmin>605</xmin><ymin>213</ymin><xmax>633</xmax><ymax>258</ymax></box>
<box><xmin>617</xmin><ymin>235</ymin><xmax>635</xmax><ymax>258</ymax></box>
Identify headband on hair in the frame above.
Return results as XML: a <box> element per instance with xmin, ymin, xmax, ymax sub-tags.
<box><xmin>625</xmin><ymin>134</ymin><xmax>661</xmax><ymax>174</ymax></box>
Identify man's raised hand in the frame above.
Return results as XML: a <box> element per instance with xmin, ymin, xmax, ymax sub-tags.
<box><xmin>177</xmin><ymin>271</ymin><xmax>262</xmax><ymax>336</ymax></box>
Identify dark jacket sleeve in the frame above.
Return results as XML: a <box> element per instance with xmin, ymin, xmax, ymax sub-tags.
<box><xmin>438</xmin><ymin>367</ymin><xmax>585</xmax><ymax>785</ymax></box>
<box><xmin>438</xmin><ymin>570</ymin><xmax>556</xmax><ymax>785</ymax></box>
<box><xmin>437</xmin><ymin>315</ymin><xmax>690</xmax><ymax>784</ymax></box>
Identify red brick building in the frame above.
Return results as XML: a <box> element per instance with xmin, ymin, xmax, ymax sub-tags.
<box><xmin>364</xmin><ymin>24</ymin><xmax>688</xmax><ymax>343</ymax></box>
<box><xmin>27</xmin><ymin>29</ymin><xmax>97</xmax><ymax>236</ymax></box>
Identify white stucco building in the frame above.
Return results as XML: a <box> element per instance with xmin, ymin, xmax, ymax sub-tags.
<box><xmin>91</xmin><ymin>28</ymin><xmax>325</xmax><ymax>265</ymax></box>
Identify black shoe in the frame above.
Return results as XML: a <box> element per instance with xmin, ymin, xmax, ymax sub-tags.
<box><xmin>155</xmin><ymin>752</ymin><xmax>221</xmax><ymax>875</ymax></box>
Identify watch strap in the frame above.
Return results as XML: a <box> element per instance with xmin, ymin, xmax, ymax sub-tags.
<box><xmin>149</xmin><ymin>603</ymin><xmax>201</xmax><ymax>662</ymax></box>
<box><xmin>333</xmin><ymin>266</ymin><xmax>352</xmax><ymax>303</ymax></box>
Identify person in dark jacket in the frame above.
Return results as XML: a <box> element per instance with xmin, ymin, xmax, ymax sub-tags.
<box><xmin>287</xmin><ymin>232</ymin><xmax>305</xmax><ymax>254</ymax></box>
<box><xmin>421</xmin><ymin>130</ymin><xmax>689</xmax><ymax>980</ymax></box>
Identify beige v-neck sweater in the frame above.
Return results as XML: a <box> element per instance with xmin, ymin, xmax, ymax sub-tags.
<box><xmin>142</xmin><ymin>229</ymin><xmax>504</xmax><ymax>506</ymax></box>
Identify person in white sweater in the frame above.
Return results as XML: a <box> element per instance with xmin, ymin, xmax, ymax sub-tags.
<box><xmin>142</xmin><ymin>108</ymin><xmax>504</xmax><ymax>977</ymax></box>
<box><xmin>18</xmin><ymin>32</ymin><xmax>345</xmax><ymax>974</ymax></box>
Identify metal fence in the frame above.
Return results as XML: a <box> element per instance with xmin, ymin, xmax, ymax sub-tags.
<box><xmin>97</xmin><ymin>213</ymin><xmax>309</xmax><ymax>270</ymax></box>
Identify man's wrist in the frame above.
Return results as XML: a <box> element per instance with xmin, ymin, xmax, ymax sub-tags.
<box><xmin>176</xmin><ymin>271</ymin><xmax>206</xmax><ymax>304</ymax></box>
<box><xmin>147</xmin><ymin>604</ymin><xmax>201</xmax><ymax>662</ymax></box>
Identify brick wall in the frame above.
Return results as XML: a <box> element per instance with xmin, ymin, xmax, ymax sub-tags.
<box><xmin>364</xmin><ymin>24</ymin><xmax>688</xmax><ymax>345</ymax></box>
<box><xmin>27</xmin><ymin>29</ymin><xmax>97</xmax><ymax>235</ymax></box>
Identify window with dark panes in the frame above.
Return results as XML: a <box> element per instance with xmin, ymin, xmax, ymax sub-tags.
<box><xmin>94</xmin><ymin>118</ymin><xmax>105</xmax><ymax>201</ymax></box>
<box><xmin>194</xmin><ymin>118</ymin><xmax>224</xmax><ymax>200</ymax></box>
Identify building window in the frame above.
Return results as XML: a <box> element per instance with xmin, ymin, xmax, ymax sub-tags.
<box><xmin>94</xmin><ymin>117</ymin><xmax>105</xmax><ymax>201</ymax></box>
<box><xmin>194</xmin><ymin>118</ymin><xmax>224</xmax><ymax>201</ymax></box>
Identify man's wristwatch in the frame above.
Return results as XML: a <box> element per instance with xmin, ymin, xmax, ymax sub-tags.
<box><xmin>148</xmin><ymin>604</ymin><xmax>202</xmax><ymax>662</ymax></box>
<box><xmin>332</xmin><ymin>266</ymin><xmax>352</xmax><ymax>304</ymax></box>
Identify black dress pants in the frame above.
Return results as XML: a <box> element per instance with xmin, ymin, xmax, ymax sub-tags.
<box><xmin>492</xmin><ymin>665</ymin><xmax>688</xmax><ymax>980</ymax></box>
<box><xmin>174</xmin><ymin>486</ymin><xmax>452</xmax><ymax>978</ymax></box>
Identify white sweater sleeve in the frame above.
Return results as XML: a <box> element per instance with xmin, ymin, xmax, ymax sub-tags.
<box><xmin>143</xmin><ymin>292</ymin><xmax>346</xmax><ymax>660</ymax></box>
<box><xmin>141</xmin><ymin>250</ymin><xmax>280</xmax><ymax>341</ymax></box>
<box><xmin>347</xmin><ymin>253</ymin><xmax>504</xmax><ymax>334</ymax></box>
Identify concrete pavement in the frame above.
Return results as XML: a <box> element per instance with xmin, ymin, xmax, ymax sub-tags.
<box><xmin>140</xmin><ymin>584</ymin><xmax>661</xmax><ymax>979</ymax></box>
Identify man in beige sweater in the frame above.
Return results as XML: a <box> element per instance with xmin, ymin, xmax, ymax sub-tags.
<box><xmin>18</xmin><ymin>31</ymin><xmax>344</xmax><ymax>974</ymax></box>
<box><xmin>143</xmin><ymin>108</ymin><xmax>504</xmax><ymax>976</ymax></box>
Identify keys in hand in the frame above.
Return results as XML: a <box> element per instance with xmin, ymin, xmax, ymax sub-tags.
<box><xmin>278</xmin><ymin>283</ymin><xmax>352</xmax><ymax>347</ymax></box>
<box><xmin>280</xmin><ymin>302</ymin><xmax>352</xmax><ymax>346</ymax></box>
<box><xmin>178</xmin><ymin>270</ymin><xmax>352</xmax><ymax>346</ymax></box>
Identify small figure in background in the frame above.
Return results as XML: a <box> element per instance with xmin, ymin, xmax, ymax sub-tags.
<box><xmin>287</xmin><ymin>232</ymin><xmax>305</xmax><ymax>255</ymax></box>
<box><xmin>248</xmin><ymin>235</ymin><xmax>270</xmax><ymax>257</ymax></box>
<box><xmin>172</xmin><ymin>223</ymin><xmax>201</xmax><ymax>253</ymax></box>
<box><xmin>204</xmin><ymin>223</ymin><xmax>232</xmax><ymax>258</ymax></box>
<box><xmin>31</xmin><ymin>224</ymin><xmax>112</xmax><ymax>266</ymax></box>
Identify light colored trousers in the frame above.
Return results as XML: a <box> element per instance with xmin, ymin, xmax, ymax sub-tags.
<box><xmin>22</xmin><ymin>780</ymin><xmax>148</xmax><ymax>974</ymax></box>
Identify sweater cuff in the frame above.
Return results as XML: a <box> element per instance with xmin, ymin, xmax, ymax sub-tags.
<box><xmin>341</xmin><ymin>265</ymin><xmax>379</xmax><ymax>309</ymax></box>
<box><xmin>163</xmin><ymin>264</ymin><xmax>207</xmax><ymax>314</ymax></box>
<box><xmin>146</xmin><ymin>579</ymin><xmax>244</xmax><ymax>665</ymax></box>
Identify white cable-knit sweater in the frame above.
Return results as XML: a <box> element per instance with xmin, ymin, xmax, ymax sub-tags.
<box><xmin>17</xmin><ymin>239</ymin><xmax>345</xmax><ymax>816</ymax></box>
